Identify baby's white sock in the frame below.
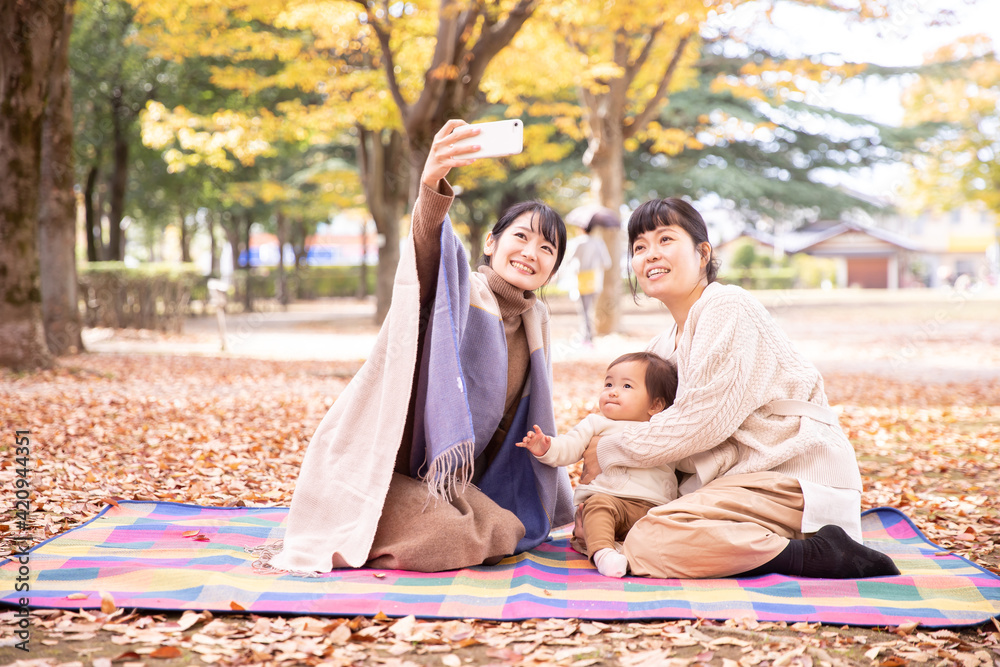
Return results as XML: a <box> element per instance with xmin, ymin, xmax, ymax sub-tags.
<box><xmin>593</xmin><ymin>547</ymin><xmax>628</xmax><ymax>578</ymax></box>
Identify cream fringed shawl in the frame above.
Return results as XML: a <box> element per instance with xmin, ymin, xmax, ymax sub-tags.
<box><xmin>270</xmin><ymin>219</ymin><xmax>573</xmax><ymax>573</ymax></box>
<box><xmin>268</xmin><ymin>232</ymin><xmax>421</xmax><ymax>573</ymax></box>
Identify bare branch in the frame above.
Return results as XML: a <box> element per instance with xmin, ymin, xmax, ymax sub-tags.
<box><xmin>355</xmin><ymin>125</ymin><xmax>381</xmax><ymax>222</ymax></box>
<box><xmin>440</xmin><ymin>6</ymin><xmax>480</xmax><ymax>119</ymax></box>
<box><xmin>462</xmin><ymin>0</ymin><xmax>536</xmax><ymax>94</ymax></box>
<box><xmin>624</xmin><ymin>31</ymin><xmax>693</xmax><ymax>140</ymax></box>
<box><xmin>409</xmin><ymin>0</ymin><xmax>461</xmax><ymax>133</ymax></box>
<box><xmin>353</xmin><ymin>0</ymin><xmax>411</xmax><ymax>122</ymax></box>
<box><xmin>624</xmin><ymin>22</ymin><xmax>664</xmax><ymax>83</ymax></box>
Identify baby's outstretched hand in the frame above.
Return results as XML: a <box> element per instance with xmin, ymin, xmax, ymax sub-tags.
<box><xmin>516</xmin><ymin>424</ymin><xmax>552</xmax><ymax>457</ymax></box>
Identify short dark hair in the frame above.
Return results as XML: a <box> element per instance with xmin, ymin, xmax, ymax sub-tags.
<box><xmin>626</xmin><ymin>198</ymin><xmax>718</xmax><ymax>299</ymax></box>
<box><xmin>480</xmin><ymin>200</ymin><xmax>568</xmax><ymax>278</ymax></box>
<box><xmin>608</xmin><ymin>351</ymin><xmax>677</xmax><ymax>410</ymax></box>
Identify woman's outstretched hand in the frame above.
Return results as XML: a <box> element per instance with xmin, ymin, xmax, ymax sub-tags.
<box><xmin>420</xmin><ymin>119</ymin><xmax>481</xmax><ymax>190</ymax></box>
<box><xmin>579</xmin><ymin>435</ymin><xmax>603</xmax><ymax>484</ymax></box>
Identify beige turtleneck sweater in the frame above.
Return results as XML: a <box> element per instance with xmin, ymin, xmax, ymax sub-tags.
<box><xmin>397</xmin><ymin>179</ymin><xmax>535</xmax><ymax>474</ymax></box>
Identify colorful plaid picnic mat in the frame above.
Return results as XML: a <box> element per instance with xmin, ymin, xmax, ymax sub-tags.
<box><xmin>2</xmin><ymin>501</ymin><xmax>998</xmax><ymax>627</ymax></box>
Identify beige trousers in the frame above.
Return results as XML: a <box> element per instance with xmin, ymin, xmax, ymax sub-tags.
<box><xmin>571</xmin><ymin>493</ymin><xmax>657</xmax><ymax>558</ymax></box>
<box><xmin>622</xmin><ymin>472</ymin><xmax>806</xmax><ymax>579</ymax></box>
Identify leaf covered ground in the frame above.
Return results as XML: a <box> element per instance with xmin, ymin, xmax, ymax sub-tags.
<box><xmin>2</xmin><ymin>297</ymin><xmax>1000</xmax><ymax>666</ymax></box>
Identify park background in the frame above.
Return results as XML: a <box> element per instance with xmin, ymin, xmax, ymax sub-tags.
<box><xmin>3</xmin><ymin>0</ymin><xmax>1000</xmax><ymax>665</ymax></box>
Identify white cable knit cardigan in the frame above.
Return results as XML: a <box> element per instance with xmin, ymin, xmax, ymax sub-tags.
<box><xmin>596</xmin><ymin>282</ymin><xmax>862</xmax><ymax>493</ymax></box>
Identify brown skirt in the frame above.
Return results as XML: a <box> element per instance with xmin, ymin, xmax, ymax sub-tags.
<box><xmin>365</xmin><ymin>473</ymin><xmax>525</xmax><ymax>572</ymax></box>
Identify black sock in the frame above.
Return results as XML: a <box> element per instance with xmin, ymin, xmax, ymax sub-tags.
<box><xmin>737</xmin><ymin>525</ymin><xmax>900</xmax><ymax>579</ymax></box>
<box><xmin>739</xmin><ymin>539</ymin><xmax>804</xmax><ymax>578</ymax></box>
<box><xmin>800</xmin><ymin>525</ymin><xmax>900</xmax><ymax>578</ymax></box>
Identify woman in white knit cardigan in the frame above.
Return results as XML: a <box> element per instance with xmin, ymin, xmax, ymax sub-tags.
<box><xmin>580</xmin><ymin>197</ymin><xmax>900</xmax><ymax>580</ymax></box>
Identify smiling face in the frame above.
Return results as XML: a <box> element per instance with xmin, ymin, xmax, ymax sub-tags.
<box><xmin>630</xmin><ymin>222</ymin><xmax>711</xmax><ymax>308</ymax></box>
<box><xmin>484</xmin><ymin>211</ymin><xmax>559</xmax><ymax>292</ymax></box>
<box><xmin>599</xmin><ymin>360</ymin><xmax>663</xmax><ymax>422</ymax></box>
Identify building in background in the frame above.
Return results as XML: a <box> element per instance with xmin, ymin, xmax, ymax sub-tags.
<box><xmin>242</xmin><ymin>215</ymin><xmax>378</xmax><ymax>268</ymax></box>
<box><xmin>715</xmin><ymin>205</ymin><xmax>999</xmax><ymax>289</ymax></box>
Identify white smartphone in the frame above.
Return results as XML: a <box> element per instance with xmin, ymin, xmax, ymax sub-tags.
<box><xmin>452</xmin><ymin>119</ymin><xmax>523</xmax><ymax>158</ymax></box>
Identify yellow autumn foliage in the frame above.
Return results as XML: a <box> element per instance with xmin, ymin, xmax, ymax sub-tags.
<box><xmin>902</xmin><ymin>35</ymin><xmax>1000</xmax><ymax>218</ymax></box>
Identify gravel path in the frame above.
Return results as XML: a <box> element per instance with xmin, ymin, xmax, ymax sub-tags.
<box><xmin>82</xmin><ymin>288</ymin><xmax>1000</xmax><ymax>383</ymax></box>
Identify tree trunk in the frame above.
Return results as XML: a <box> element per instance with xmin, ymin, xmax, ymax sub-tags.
<box><xmin>83</xmin><ymin>163</ymin><xmax>103</xmax><ymax>262</ymax></box>
<box><xmin>243</xmin><ymin>212</ymin><xmax>252</xmax><ymax>268</ymax></box>
<box><xmin>222</xmin><ymin>213</ymin><xmax>241</xmax><ymax>273</ymax></box>
<box><xmin>291</xmin><ymin>217</ymin><xmax>307</xmax><ymax>270</ymax></box>
<box><xmin>147</xmin><ymin>229</ymin><xmax>157</xmax><ymax>262</ymax></box>
<box><xmin>206</xmin><ymin>210</ymin><xmax>219</xmax><ymax>276</ymax></box>
<box><xmin>0</xmin><ymin>0</ymin><xmax>67</xmax><ymax>370</ymax></box>
<box><xmin>97</xmin><ymin>184</ymin><xmax>110</xmax><ymax>259</ymax></box>
<box><xmin>179</xmin><ymin>208</ymin><xmax>192</xmax><ymax>263</ymax></box>
<box><xmin>407</xmin><ymin>142</ymin><xmax>432</xmax><ymax>212</ymax></box>
<box><xmin>108</xmin><ymin>100</ymin><xmax>128</xmax><ymax>261</ymax></box>
<box><xmin>38</xmin><ymin>0</ymin><xmax>84</xmax><ymax>356</ymax></box>
<box><xmin>275</xmin><ymin>210</ymin><xmax>288</xmax><ymax>307</ymax></box>
<box><xmin>357</xmin><ymin>126</ymin><xmax>408</xmax><ymax>324</ymax></box>
<box><xmin>357</xmin><ymin>219</ymin><xmax>369</xmax><ymax>298</ymax></box>
<box><xmin>242</xmin><ymin>211</ymin><xmax>253</xmax><ymax>312</ymax></box>
<box><xmin>584</xmin><ymin>107</ymin><xmax>626</xmax><ymax>336</ymax></box>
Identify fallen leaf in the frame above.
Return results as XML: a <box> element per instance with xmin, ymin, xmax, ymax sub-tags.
<box><xmin>790</xmin><ymin>621</ymin><xmax>817</xmax><ymax>633</ymax></box>
<box><xmin>112</xmin><ymin>651</ymin><xmax>142</xmax><ymax>662</ymax></box>
<box><xmin>182</xmin><ymin>530</ymin><xmax>200</xmax><ymax>537</ymax></box>
<box><xmin>328</xmin><ymin>623</ymin><xmax>352</xmax><ymax>644</ymax></box>
<box><xmin>100</xmin><ymin>590</ymin><xmax>117</xmax><ymax>614</ymax></box>
<box><xmin>150</xmin><ymin>646</ymin><xmax>182</xmax><ymax>659</ymax></box>
<box><xmin>709</xmin><ymin>636</ymin><xmax>751</xmax><ymax>647</ymax></box>
<box><xmin>66</xmin><ymin>592</ymin><xmax>89</xmax><ymax>600</ymax></box>
<box><xmin>229</xmin><ymin>601</ymin><xmax>245</xmax><ymax>611</ymax></box>
<box><xmin>880</xmin><ymin>657</ymin><xmax>908</xmax><ymax>667</ymax></box>
<box><xmin>388</xmin><ymin>614</ymin><xmax>416</xmax><ymax>640</ymax></box>
<box><xmin>955</xmin><ymin>527</ymin><xmax>977</xmax><ymax>542</ymax></box>
<box><xmin>176</xmin><ymin>610</ymin><xmax>206</xmax><ymax>631</ymax></box>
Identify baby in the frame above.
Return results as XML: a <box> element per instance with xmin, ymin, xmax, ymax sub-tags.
<box><xmin>518</xmin><ymin>351</ymin><xmax>679</xmax><ymax>577</ymax></box>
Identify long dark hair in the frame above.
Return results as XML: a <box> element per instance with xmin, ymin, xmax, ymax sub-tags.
<box><xmin>479</xmin><ymin>200</ymin><xmax>568</xmax><ymax>278</ymax></box>
<box><xmin>626</xmin><ymin>197</ymin><xmax>718</xmax><ymax>299</ymax></box>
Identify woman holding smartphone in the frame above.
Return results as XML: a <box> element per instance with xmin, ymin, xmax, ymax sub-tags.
<box><xmin>269</xmin><ymin>120</ymin><xmax>574</xmax><ymax>574</ymax></box>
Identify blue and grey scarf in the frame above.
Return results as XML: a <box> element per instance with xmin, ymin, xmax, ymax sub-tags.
<box><xmin>408</xmin><ymin>216</ymin><xmax>574</xmax><ymax>552</ymax></box>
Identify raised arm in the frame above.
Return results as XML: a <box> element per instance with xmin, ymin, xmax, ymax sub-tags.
<box><xmin>596</xmin><ymin>294</ymin><xmax>765</xmax><ymax>477</ymax></box>
<box><xmin>412</xmin><ymin>119</ymin><xmax>481</xmax><ymax>304</ymax></box>
<box><xmin>535</xmin><ymin>414</ymin><xmax>601</xmax><ymax>468</ymax></box>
